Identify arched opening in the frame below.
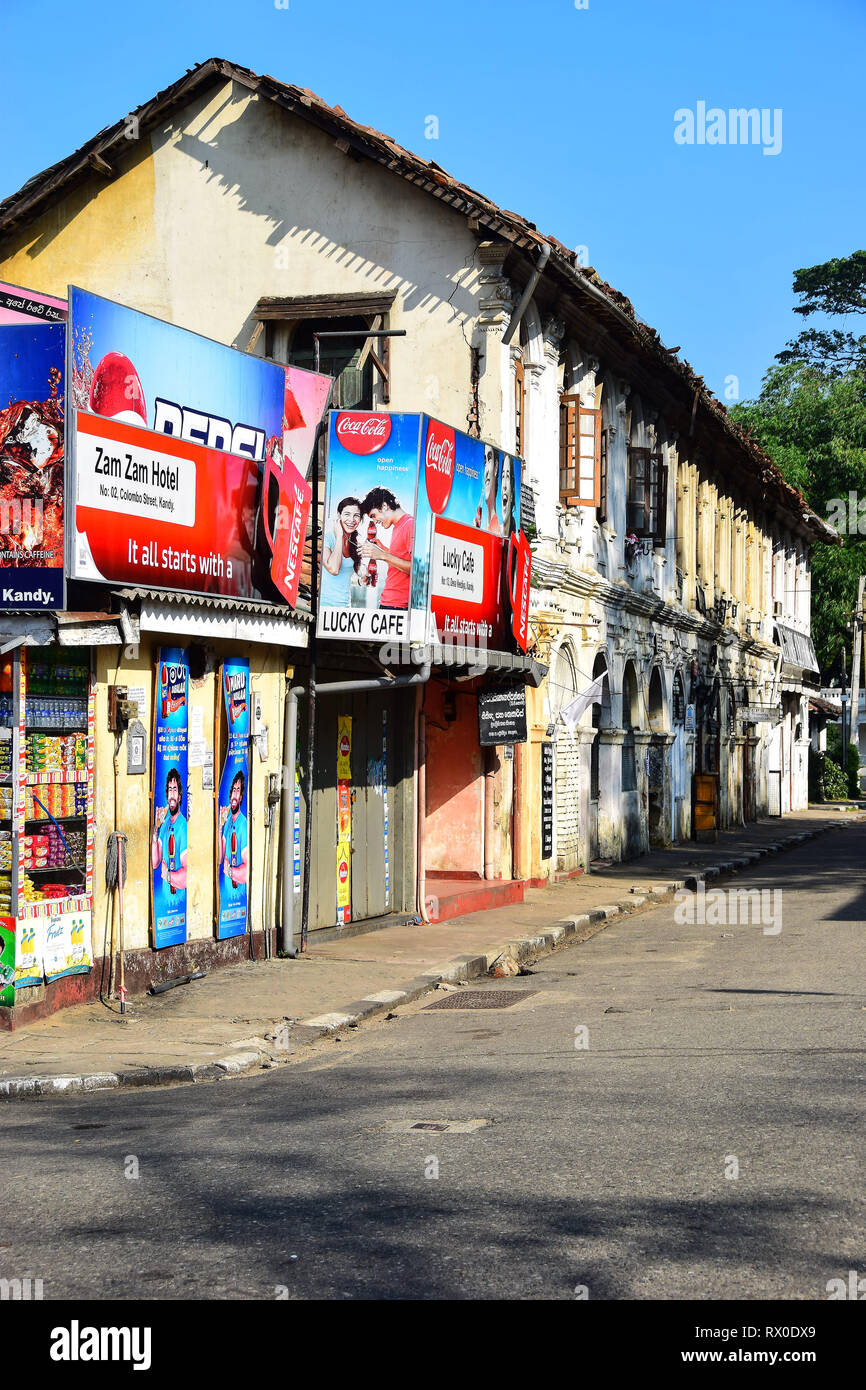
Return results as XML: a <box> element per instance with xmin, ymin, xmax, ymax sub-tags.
<box><xmin>648</xmin><ymin>666</ymin><xmax>665</xmax><ymax>733</ymax></box>
<box><xmin>589</xmin><ymin>651</ymin><xmax>610</xmax><ymax>803</ymax></box>
<box><xmin>621</xmin><ymin>660</ymin><xmax>639</xmax><ymax>793</ymax></box>
<box><xmin>647</xmin><ymin>665</ymin><xmax>667</xmax><ymax>846</ymax></box>
<box><xmin>589</xmin><ymin>651</ymin><xmax>610</xmax><ymax>862</ymax></box>
<box><xmin>551</xmin><ymin>643</ymin><xmax>579</xmax><ymax>873</ymax></box>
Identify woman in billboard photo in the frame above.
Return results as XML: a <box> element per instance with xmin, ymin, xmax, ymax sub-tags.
<box><xmin>475</xmin><ymin>444</ymin><xmax>501</xmax><ymax>535</ymax></box>
<box><xmin>321</xmin><ymin>496</ymin><xmax>362</xmax><ymax>605</ymax></box>
<box><xmin>499</xmin><ymin>452</ymin><xmax>517</xmax><ymax>542</ymax></box>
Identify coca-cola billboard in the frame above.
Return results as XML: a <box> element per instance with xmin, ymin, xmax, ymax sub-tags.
<box><xmin>336</xmin><ymin>411</ymin><xmax>392</xmax><ymax>455</ymax></box>
<box><xmin>423</xmin><ymin>418</ymin><xmax>455</xmax><ymax>515</ymax></box>
<box><xmin>319</xmin><ymin>411</ymin><xmax>422</xmax><ymax>642</ymax></box>
<box><xmin>319</xmin><ymin>411</ymin><xmax>529</xmax><ymax>652</ymax></box>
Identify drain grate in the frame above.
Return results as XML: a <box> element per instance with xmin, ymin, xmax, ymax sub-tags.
<box><xmin>423</xmin><ymin>989</ymin><xmax>537</xmax><ymax>1010</ymax></box>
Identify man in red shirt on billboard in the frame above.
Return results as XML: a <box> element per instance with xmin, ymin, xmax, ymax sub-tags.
<box><xmin>359</xmin><ymin>487</ymin><xmax>414</xmax><ymax>609</ymax></box>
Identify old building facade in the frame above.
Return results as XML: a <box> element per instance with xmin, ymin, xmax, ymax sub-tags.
<box><xmin>0</xmin><ymin>56</ymin><xmax>835</xmax><ymax>998</ymax></box>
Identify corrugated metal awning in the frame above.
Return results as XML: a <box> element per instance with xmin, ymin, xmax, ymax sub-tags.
<box><xmin>429</xmin><ymin>642</ymin><xmax>547</xmax><ymax>688</ymax></box>
<box><xmin>114</xmin><ymin>588</ymin><xmax>312</xmax><ymax>648</ymax></box>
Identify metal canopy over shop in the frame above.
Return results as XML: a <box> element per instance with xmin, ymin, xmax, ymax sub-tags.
<box><xmin>113</xmin><ymin>588</ymin><xmax>312</xmax><ymax>648</ymax></box>
<box><xmin>428</xmin><ymin>643</ymin><xmax>547</xmax><ymax>686</ymax></box>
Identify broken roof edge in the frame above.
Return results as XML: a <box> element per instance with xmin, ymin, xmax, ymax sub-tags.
<box><xmin>0</xmin><ymin>56</ymin><xmax>830</xmax><ymax>544</ymax></box>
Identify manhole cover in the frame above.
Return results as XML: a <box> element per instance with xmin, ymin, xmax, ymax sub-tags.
<box><xmin>385</xmin><ymin>1117</ymin><xmax>489</xmax><ymax>1134</ymax></box>
<box><xmin>423</xmin><ymin>989</ymin><xmax>537</xmax><ymax>1010</ymax></box>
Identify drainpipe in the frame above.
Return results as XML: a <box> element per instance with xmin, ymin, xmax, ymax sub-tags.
<box><xmin>280</xmin><ymin>682</ymin><xmax>303</xmax><ymax>957</ymax></box>
<box><xmin>483</xmin><ymin>746</ymin><xmax>497</xmax><ymax>880</ymax></box>
<box><xmin>512</xmin><ymin>739</ymin><xmax>524</xmax><ymax>882</ymax></box>
<box><xmin>501</xmin><ymin>242</ymin><xmax>551</xmax><ymax>347</ymax></box>
<box><xmin>280</xmin><ymin>663</ymin><xmax>432</xmax><ymax>956</ymax></box>
<box><xmin>417</xmin><ymin>703</ymin><xmax>429</xmax><ymax>922</ymax></box>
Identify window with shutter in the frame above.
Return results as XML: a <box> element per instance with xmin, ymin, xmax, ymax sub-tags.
<box><xmin>597</xmin><ymin>427</ymin><xmax>608</xmax><ymax>524</ymax></box>
<box><xmin>627</xmin><ymin>447</ymin><xmax>667</xmax><ymax>540</ymax></box>
<box><xmin>559</xmin><ymin>395</ymin><xmax>601</xmax><ymax>506</ymax></box>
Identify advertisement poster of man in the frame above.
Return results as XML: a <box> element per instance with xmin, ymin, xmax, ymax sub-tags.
<box><xmin>67</xmin><ymin>287</ymin><xmax>327</xmax><ymax>607</ymax></box>
<box><xmin>0</xmin><ymin>322</ymin><xmax>66</xmax><ymax>609</ymax></box>
<box><xmin>151</xmin><ymin>648</ymin><xmax>189</xmax><ymax>949</ymax></box>
<box><xmin>318</xmin><ymin>411</ymin><xmax>422</xmax><ymax>641</ymax></box>
<box><xmin>216</xmin><ymin>658</ymin><xmax>250</xmax><ymax>939</ymax></box>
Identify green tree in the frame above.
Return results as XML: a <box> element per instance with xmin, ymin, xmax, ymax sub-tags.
<box><xmin>732</xmin><ymin>252</ymin><xmax>866</xmax><ymax>675</ymax></box>
<box><xmin>777</xmin><ymin>250</ymin><xmax>866</xmax><ymax>376</ymax></box>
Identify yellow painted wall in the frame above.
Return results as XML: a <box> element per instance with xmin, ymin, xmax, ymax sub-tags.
<box><xmin>0</xmin><ymin>141</ymin><xmax>162</xmax><ymax>310</ymax></box>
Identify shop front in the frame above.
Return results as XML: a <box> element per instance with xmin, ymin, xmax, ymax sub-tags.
<box><xmin>0</xmin><ymin>279</ymin><xmax>330</xmax><ymax>1023</ymax></box>
<box><xmin>309</xmin><ymin>408</ymin><xmax>541</xmax><ymax>934</ymax></box>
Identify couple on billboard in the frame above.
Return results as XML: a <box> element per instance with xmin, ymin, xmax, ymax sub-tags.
<box><xmin>321</xmin><ymin>486</ymin><xmax>413</xmax><ymax>612</ymax></box>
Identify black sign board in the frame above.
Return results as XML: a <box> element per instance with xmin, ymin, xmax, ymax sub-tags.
<box><xmin>520</xmin><ymin>478</ymin><xmax>537</xmax><ymax>542</ymax></box>
<box><xmin>477</xmin><ymin>686</ymin><xmax>527</xmax><ymax>747</ymax></box>
<box><xmin>541</xmin><ymin>741</ymin><xmax>554</xmax><ymax>860</ymax></box>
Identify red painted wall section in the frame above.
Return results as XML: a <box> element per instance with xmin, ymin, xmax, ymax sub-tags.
<box><xmin>424</xmin><ymin>684</ymin><xmax>483</xmax><ymax>874</ymax></box>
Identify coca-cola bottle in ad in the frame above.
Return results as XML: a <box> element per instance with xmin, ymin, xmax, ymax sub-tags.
<box><xmin>230</xmin><ymin>826</ymin><xmax>238</xmax><ymax>891</ymax></box>
<box><xmin>168</xmin><ymin>827</ymin><xmax>176</xmax><ymax>895</ymax></box>
<box><xmin>366</xmin><ymin>519</ymin><xmax>378</xmax><ymax>587</ymax></box>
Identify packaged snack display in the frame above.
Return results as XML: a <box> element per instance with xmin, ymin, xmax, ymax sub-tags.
<box><xmin>0</xmin><ymin>648</ymin><xmax>93</xmax><ymax>919</ymax></box>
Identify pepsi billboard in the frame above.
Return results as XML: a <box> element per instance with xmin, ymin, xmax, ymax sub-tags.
<box><xmin>66</xmin><ymin>287</ymin><xmax>330</xmax><ymax>606</ymax></box>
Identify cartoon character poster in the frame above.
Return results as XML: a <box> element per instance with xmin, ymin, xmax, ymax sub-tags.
<box><xmin>0</xmin><ymin>322</ymin><xmax>66</xmax><ymax>609</ymax></box>
<box><xmin>216</xmin><ymin>658</ymin><xmax>250</xmax><ymax>940</ymax></box>
<box><xmin>151</xmin><ymin>647</ymin><xmax>189</xmax><ymax>949</ymax></box>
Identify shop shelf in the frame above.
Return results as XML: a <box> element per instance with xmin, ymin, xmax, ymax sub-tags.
<box><xmin>25</xmin><ymin>724</ymin><xmax>88</xmax><ymax>734</ymax></box>
<box><xmin>26</xmin><ymin>770</ymin><xmax>89</xmax><ymax>785</ymax></box>
<box><xmin>25</xmin><ymin>814</ymin><xmax>86</xmax><ymax>826</ymax></box>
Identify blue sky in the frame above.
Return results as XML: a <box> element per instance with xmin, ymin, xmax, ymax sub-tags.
<box><xmin>2</xmin><ymin>0</ymin><xmax>863</xmax><ymax>403</ymax></box>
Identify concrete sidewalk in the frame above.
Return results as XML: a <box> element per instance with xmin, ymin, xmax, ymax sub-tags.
<box><xmin>1</xmin><ymin>806</ymin><xmax>862</xmax><ymax>1100</ymax></box>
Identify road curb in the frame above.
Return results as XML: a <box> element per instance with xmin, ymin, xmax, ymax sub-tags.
<box><xmin>0</xmin><ymin>818</ymin><xmax>857</xmax><ymax>1101</ymax></box>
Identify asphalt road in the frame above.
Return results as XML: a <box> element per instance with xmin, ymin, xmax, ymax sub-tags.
<box><xmin>1</xmin><ymin>826</ymin><xmax>863</xmax><ymax>1301</ymax></box>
